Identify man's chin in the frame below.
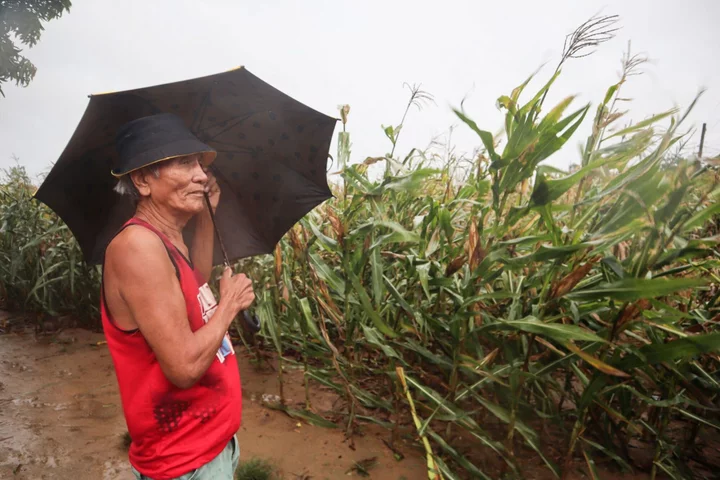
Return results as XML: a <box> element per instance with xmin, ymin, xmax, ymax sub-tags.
<box><xmin>191</xmin><ymin>201</ymin><xmax>208</xmax><ymax>215</ymax></box>
<box><xmin>175</xmin><ymin>200</ymin><xmax>206</xmax><ymax>216</ymax></box>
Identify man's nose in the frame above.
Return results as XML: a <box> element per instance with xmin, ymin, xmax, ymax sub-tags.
<box><xmin>193</xmin><ymin>160</ymin><xmax>208</xmax><ymax>182</ymax></box>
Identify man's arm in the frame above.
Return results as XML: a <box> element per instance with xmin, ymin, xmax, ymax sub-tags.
<box><xmin>191</xmin><ymin>209</ymin><xmax>215</xmax><ymax>284</ymax></box>
<box><xmin>107</xmin><ymin>227</ymin><xmax>238</xmax><ymax>389</ymax></box>
<box><xmin>190</xmin><ymin>170</ymin><xmax>220</xmax><ymax>283</ymax></box>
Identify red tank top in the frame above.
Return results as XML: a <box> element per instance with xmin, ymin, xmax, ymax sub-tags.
<box><xmin>100</xmin><ymin>217</ymin><xmax>242</xmax><ymax>480</ymax></box>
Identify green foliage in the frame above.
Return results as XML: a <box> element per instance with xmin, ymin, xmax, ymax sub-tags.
<box><xmin>238</xmin><ymin>45</ymin><xmax>720</xmax><ymax>479</ymax></box>
<box><xmin>0</xmin><ymin>0</ymin><xmax>72</xmax><ymax>96</ymax></box>
<box><xmin>235</xmin><ymin>457</ymin><xmax>278</xmax><ymax>480</ymax></box>
<box><xmin>0</xmin><ymin>165</ymin><xmax>100</xmax><ymax>324</ymax></box>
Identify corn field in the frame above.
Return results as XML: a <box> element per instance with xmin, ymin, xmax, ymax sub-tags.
<box><xmin>2</xmin><ymin>15</ymin><xmax>720</xmax><ymax>480</ymax></box>
<box><xmin>0</xmin><ymin>166</ymin><xmax>101</xmax><ymax>323</ymax></box>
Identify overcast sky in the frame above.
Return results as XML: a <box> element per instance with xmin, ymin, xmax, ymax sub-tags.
<box><xmin>1</xmin><ymin>0</ymin><xmax>719</xmax><ymax>182</ymax></box>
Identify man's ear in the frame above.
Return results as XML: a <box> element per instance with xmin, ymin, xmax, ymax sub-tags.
<box><xmin>130</xmin><ymin>169</ymin><xmax>151</xmax><ymax>198</ymax></box>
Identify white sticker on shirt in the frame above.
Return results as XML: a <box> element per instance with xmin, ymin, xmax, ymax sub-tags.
<box><xmin>197</xmin><ymin>283</ymin><xmax>235</xmax><ymax>363</ymax></box>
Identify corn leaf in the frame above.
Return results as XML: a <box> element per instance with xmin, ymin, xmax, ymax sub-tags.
<box><xmin>496</xmin><ymin>317</ymin><xmax>605</xmax><ymax>343</ymax></box>
<box><xmin>349</xmin><ymin>270</ymin><xmax>397</xmax><ymax>338</ymax></box>
<box><xmin>565</xmin><ymin>277</ymin><xmax>707</xmax><ymax>302</ymax></box>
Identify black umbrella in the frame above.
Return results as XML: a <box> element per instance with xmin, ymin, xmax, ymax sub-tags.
<box><xmin>34</xmin><ymin>66</ymin><xmax>337</xmax><ymax>267</ymax></box>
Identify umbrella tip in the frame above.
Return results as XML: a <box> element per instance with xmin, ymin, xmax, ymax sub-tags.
<box><xmin>226</xmin><ymin>65</ymin><xmax>245</xmax><ymax>72</ymax></box>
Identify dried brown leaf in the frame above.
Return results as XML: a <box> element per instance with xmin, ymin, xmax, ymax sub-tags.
<box><xmin>445</xmin><ymin>254</ymin><xmax>466</xmax><ymax>276</ymax></box>
<box><xmin>551</xmin><ymin>257</ymin><xmax>599</xmax><ymax>299</ymax></box>
<box><xmin>566</xmin><ymin>342</ymin><xmax>630</xmax><ymax>378</ymax></box>
<box><xmin>617</xmin><ymin>299</ymin><xmax>651</xmax><ymax>329</ymax></box>
<box><xmin>273</xmin><ymin>243</ymin><xmax>283</xmax><ymax>282</ymax></box>
<box><xmin>327</xmin><ymin>209</ymin><xmax>344</xmax><ymax>247</ymax></box>
<box><xmin>465</xmin><ymin>219</ymin><xmax>486</xmax><ymax>272</ymax></box>
<box><xmin>363</xmin><ymin>156</ymin><xmax>385</xmax><ymax>166</ymax></box>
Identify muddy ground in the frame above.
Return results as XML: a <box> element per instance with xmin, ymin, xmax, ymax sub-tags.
<box><xmin>0</xmin><ymin>314</ymin><xmax>715</xmax><ymax>479</ymax></box>
<box><xmin>0</xmin><ymin>324</ymin><xmax>430</xmax><ymax>480</ymax></box>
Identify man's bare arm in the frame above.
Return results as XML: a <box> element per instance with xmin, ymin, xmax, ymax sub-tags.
<box><xmin>190</xmin><ymin>170</ymin><xmax>219</xmax><ymax>283</ymax></box>
<box><xmin>191</xmin><ymin>210</ymin><xmax>214</xmax><ymax>284</ymax></box>
<box><xmin>106</xmin><ymin>227</ymin><xmax>245</xmax><ymax>389</ymax></box>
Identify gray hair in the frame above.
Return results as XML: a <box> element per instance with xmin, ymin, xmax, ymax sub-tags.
<box><xmin>113</xmin><ymin>164</ymin><xmax>161</xmax><ymax>201</ymax></box>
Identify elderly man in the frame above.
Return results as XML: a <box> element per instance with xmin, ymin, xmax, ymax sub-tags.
<box><xmin>101</xmin><ymin>113</ymin><xmax>254</xmax><ymax>480</ymax></box>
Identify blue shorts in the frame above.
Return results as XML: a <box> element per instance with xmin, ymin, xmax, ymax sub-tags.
<box><xmin>131</xmin><ymin>434</ymin><xmax>239</xmax><ymax>480</ymax></box>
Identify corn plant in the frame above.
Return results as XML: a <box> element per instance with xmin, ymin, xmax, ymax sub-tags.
<box><xmin>249</xmin><ymin>21</ymin><xmax>720</xmax><ymax>479</ymax></box>
<box><xmin>0</xmin><ymin>165</ymin><xmax>101</xmax><ymax>325</ymax></box>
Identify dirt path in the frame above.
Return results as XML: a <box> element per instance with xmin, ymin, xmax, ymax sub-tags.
<box><xmin>0</xmin><ymin>325</ymin><xmax>427</xmax><ymax>480</ymax></box>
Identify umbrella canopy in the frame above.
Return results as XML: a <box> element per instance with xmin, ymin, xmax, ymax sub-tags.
<box><xmin>34</xmin><ymin>66</ymin><xmax>337</xmax><ymax>265</ymax></box>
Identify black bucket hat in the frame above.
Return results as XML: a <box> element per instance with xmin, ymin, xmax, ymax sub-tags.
<box><xmin>112</xmin><ymin>113</ymin><xmax>216</xmax><ymax>177</ymax></box>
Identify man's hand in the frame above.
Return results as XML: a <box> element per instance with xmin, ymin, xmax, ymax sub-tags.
<box><xmin>219</xmin><ymin>267</ymin><xmax>255</xmax><ymax>314</ymax></box>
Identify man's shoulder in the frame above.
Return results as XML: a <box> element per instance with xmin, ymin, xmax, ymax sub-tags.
<box><xmin>106</xmin><ymin>224</ymin><xmax>167</xmax><ymax>266</ymax></box>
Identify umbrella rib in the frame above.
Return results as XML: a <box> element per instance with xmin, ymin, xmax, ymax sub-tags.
<box><xmin>196</xmin><ymin>112</ymin><xmax>257</xmax><ymax>141</ymax></box>
<box><xmin>190</xmin><ymin>93</ymin><xmax>211</xmax><ymax>132</ymax></box>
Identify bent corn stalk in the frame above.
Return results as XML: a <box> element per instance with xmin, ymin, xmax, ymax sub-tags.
<box><xmin>396</xmin><ymin>366</ymin><xmax>444</xmax><ymax>480</ymax></box>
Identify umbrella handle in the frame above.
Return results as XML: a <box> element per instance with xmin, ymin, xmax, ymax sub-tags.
<box><xmin>203</xmin><ymin>192</ymin><xmax>231</xmax><ymax>267</ymax></box>
<box><xmin>203</xmin><ymin>192</ymin><xmax>260</xmax><ymax>333</ymax></box>
<box><xmin>242</xmin><ymin>310</ymin><xmax>261</xmax><ymax>333</ymax></box>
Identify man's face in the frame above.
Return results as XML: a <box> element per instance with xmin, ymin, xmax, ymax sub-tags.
<box><xmin>144</xmin><ymin>154</ymin><xmax>209</xmax><ymax>214</ymax></box>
